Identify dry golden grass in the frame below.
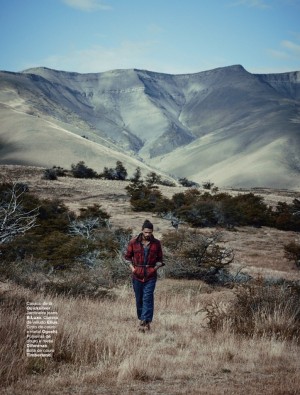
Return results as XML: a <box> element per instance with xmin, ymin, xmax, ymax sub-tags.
<box><xmin>1</xmin><ymin>279</ymin><xmax>300</xmax><ymax>395</ymax></box>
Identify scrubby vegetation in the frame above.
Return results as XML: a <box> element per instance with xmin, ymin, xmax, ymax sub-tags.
<box><xmin>178</xmin><ymin>177</ymin><xmax>199</xmax><ymax>187</ymax></box>
<box><xmin>1</xmin><ymin>170</ymin><xmax>300</xmax><ymax>394</ymax></box>
<box><xmin>43</xmin><ymin>162</ymin><xmax>177</xmax><ymax>190</ymax></box>
<box><xmin>162</xmin><ymin>229</ymin><xmax>234</xmax><ymax>283</ymax></box>
<box><xmin>71</xmin><ymin>160</ymin><xmax>98</xmax><ymax>179</ymax></box>
<box><xmin>42</xmin><ymin>166</ymin><xmax>67</xmax><ymax>180</ymax></box>
<box><xmin>126</xmin><ymin>180</ymin><xmax>300</xmax><ymax>232</ymax></box>
<box><xmin>0</xmin><ymin>182</ymin><xmax>132</xmax><ymax>295</ymax></box>
<box><xmin>0</xmin><ymin>181</ymin><xmax>238</xmax><ymax>293</ymax></box>
<box><xmin>284</xmin><ymin>240</ymin><xmax>300</xmax><ymax>268</ymax></box>
<box><xmin>205</xmin><ymin>280</ymin><xmax>300</xmax><ymax>342</ymax></box>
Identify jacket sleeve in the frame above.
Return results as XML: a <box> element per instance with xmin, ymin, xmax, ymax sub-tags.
<box><xmin>157</xmin><ymin>241</ymin><xmax>164</xmax><ymax>266</ymax></box>
<box><xmin>124</xmin><ymin>239</ymin><xmax>134</xmax><ymax>264</ymax></box>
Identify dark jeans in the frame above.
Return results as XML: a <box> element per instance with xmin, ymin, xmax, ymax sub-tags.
<box><xmin>132</xmin><ymin>278</ymin><xmax>156</xmax><ymax>322</ymax></box>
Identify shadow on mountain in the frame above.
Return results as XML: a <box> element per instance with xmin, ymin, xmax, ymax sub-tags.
<box><xmin>0</xmin><ymin>138</ymin><xmax>25</xmax><ymax>165</ymax></box>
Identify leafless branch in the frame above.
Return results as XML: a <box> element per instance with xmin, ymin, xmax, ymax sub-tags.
<box><xmin>68</xmin><ymin>218</ymin><xmax>100</xmax><ymax>240</ymax></box>
<box><xmin>0</xmin><ymin>183</ymin><xmax>39</xmax><ymax>244</ymax></box>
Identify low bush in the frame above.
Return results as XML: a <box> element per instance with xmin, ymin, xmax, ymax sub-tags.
<box><xmin>42</xmin><ymin>166</ymin><xmax>67</xmax><ymax>180</ymax></box>
<box><xmin>162</xmin><ymin>229</ymin><xmax>234</xmax><ymax>283</ymax></box>
<box><xmin>271</xmin><ymin>200</ymin><xmax>300</xmax><ymax>231</ymax></box>
<box><xmin>284</xmin><ymin>241</ymin><xmax>300</xmax><ymax>268</ymax></box>
<box><xmin>99</xmin><ymin>161</ymin><xmax>128</xmax><ymax>180</ymax></box>
<box><xmin>126</xmin><ymin>181</ymin><xmax>169</xmax><ymax>212</ymax></box>
<box><xmin>205</xmin><ymin>282</ymin><xmax>300</xmax><ymax>342</ymax></box>
<box><xmin>178</xmin><ymin>177</ymin><xmax>199</xmax><ymax>187</ymax></box>
<box><xmin>71</xmin><ymin>161</ymin><xmax>98</xmax><ymax>179</ymax></box>
<box><xmin>159</xmin><ymin>179</ymin><xmax>176</xmax><ymax>187</ymax></box>
<box><xmin>42</xmin><ymin>168</ymin><xmax>58</xmax><ymax>180</ymax></box>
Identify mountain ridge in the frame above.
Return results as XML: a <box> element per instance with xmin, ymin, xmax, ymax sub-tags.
<box><xmin>0</xmin><ymin>65</ymin><xmax>299</xmax><ymax>188</ymax></box>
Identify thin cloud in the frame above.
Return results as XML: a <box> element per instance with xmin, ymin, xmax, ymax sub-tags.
<box><xmin>281</xmin><ymin>39</ymin><xmax>300</xmax><ymax>54</ymax></box>
<box><xmin>32</xmin><ymin>41</ymin><xmax>218</xmax><ymax>75</ymax></box>
<box><xmin>62</xmin><ymin>0</ymin><xmax>112</xmax><ymax>12</ymax></box>
<box><xmin>267</xmin><ymin>49</ymin><xmax>289</xmax><ymax>59</ymax></box>
<box><xmin>229</xmin><ymin>0</ymin><xmax>271</xmax><ymax>9</ymax></box>
<box><xmin>269</xmin><ymin>38</ymin><xmax>300</xmax><ymax>60</ymax></box>
<box><xmin>37</xmin><ymin>41</ymin><xmax>159</xmax><ymax>73</ymax></box>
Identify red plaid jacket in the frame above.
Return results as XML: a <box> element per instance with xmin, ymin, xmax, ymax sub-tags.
<box><xmin>124</xmin><ymin>233</ymin><xmax>164</xmax><ymax>282</ymax></box>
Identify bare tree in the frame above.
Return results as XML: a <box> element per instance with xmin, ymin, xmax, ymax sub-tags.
<box><xmin>68</xmin><ymin>218</ymin><xmax>100</xmax><ymax>240</ymax></box>
<box><xmin>0</xmin><ymin>182</ymin><xmax>39</xmax><ymax>244</ymax></box>
<box><xmin>68</xmin><ymin>217</ymin><xmax>111</xmax><ymax>240</ymax></box>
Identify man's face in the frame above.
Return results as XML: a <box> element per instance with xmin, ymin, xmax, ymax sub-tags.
<box><xmin>142</xmin><ymin>228</ymin><xmax>153</xmax><ymax>240</ymax></box>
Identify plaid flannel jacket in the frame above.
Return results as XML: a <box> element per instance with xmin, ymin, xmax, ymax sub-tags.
<box><xmin>124</xmin><ymin>233</ymin><xmax>164</xmax><ymax>282</ymax></box>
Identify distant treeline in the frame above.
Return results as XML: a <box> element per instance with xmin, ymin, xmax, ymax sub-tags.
<box><xmin>42</xmin><ymin>160</ymin><xmax>177</xmax><ymax>187</ymax></box>
<box><xmin>125</xmin><ymin>176</ymin><xmax>300</xmax><ymax>233</ymax></box>
<box><xmin>42</xmin><ymin>160</ymin><xmax>300</xmax><ymax>233</ymax></box>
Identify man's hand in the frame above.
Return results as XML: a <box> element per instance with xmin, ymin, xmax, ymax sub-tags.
<box><xmin>129</xmin><ymin>264</ymin><xmax>135</xmax><ymax>273</ymax></box>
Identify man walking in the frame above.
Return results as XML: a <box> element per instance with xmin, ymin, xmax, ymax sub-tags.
<box><xmin>124</xmin><ymin>219</ymin><xmax>164</xmax><ymax>332</ymax></box>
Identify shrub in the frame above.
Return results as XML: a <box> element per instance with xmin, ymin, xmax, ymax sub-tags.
<box><xmin>114</xmin><ymin>160</ymin><xmax>128</xmax><ymax>180</ymax></box>
<box><xmin>125</xmin><ymin>178</ymin><xmax>171</xmax><ymax>213</ymax></box>
<box><xmin>71</xmin><ymin>161</ymin><xmax>98</xmax><ymax>179</ymax></box>
<box><xmin>101</xmin><ymin>167</ymin><xmax>116</xmax><ymax>180</ymax></box>
<box><xmin>202</xmin><ymin>181</ymin><xmax>214</xmax><ymax>190</ymax></box>
<box><xmin>42</xmin><ymin>166</ymin><xmax>67</xmax><ymax>180</ymax></box>
<box><xmin>162</xmin><ymin>229</ymin><xmax>234</xmax><ymax>283</ymax></box>
<box><xmin>3</xmin><ymin>231</ymin><xmax>95</xmax><ymax>270</ymax></box>
<box><xmin>78</xmin><ymin>204</ymin><xmax>110</xmax><ymax>224</ymax></box>
<box><xmin>177</xmin><ymin>200</ymin><xmax>218</xmax><ymax>227</ymax></box>
<box><xmin>271</xmin><ymin>200</ymin><xmax>300</xmax><ymax>231</ymax></box>
<box><xmin>42</xmin><ymin>168</ymin><xmax>58</xmax><ymax>180</ymax></box>
<box><xmin>42</xmin><ymin>265</ymin><xmax>116</xmax><ymax>297</ymax></box>
<box><xmin>284</xmin><ymin>241</ymin><xmax>300</xmax><ymax>268</ymax></box>
<box><xmin>178</xmin><ymin>177</ymin><xmax>199</xmax><ymax>188</ymax></box>
<box><xmin>131</xmin><ymin>187</ymin><xmax>164</xmax><ymax>212</ymax></box>
<box><xmin>130</xmin><ymin>166</ymin><xmax>143</xmax><ymax>184</ymax></box>
<box><xmin>169</xmin><ymin>191</ymin><xmax>271</xmax><ymax>229</ymax></box>
<box><xmin>1</xmin><ymin>197</ymin><xmax>97</xmax><ymax>270</ymax></box>
<box><xmin>100</xmin><ymin>161</ymin><xmax>128</xmax><ymax>180</ymax></box>
<box><xmin>0</xmin><ymin>227</ymin><xmax>133</xmax><ymax>294</ymax></box>
<box><xmin>230</xmin><ymin>193</ymin><xmax>270</xmax><ymax>227</ymax></box>
<box><xmin>145</xmin><ymin>172</ymin><xmax>162</xmax><ymax>187</ymax></box>
<box><xmin>159</xmin><ymin>179</ymin><xmax>176</xmax><ymax>187</ymax></box>
<box><xmin>37</xmin><ymin>199</ymin><xmax>74</xmax><ymax>233</ymax></box>
<box><xmin>205</xmin><ymin>282</ymin><xmax>300</xmax><ymax>342</ymax></box>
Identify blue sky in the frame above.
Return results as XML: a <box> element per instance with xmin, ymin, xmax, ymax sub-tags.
<box><xmin>1</xmin><ymin>0</ymin><xmax>300</xmax><ymax>75</ymax></box>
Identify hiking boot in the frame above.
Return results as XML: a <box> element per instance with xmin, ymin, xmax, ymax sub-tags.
<box><xmin>138</xmin><ymin>320</ymin><xmax>146</xmax><ymax>332</ymax></box>
<box><xmin>138</xmin><ymin>320</ymin><xmax>151</xmax><ymax>332</ymax></box>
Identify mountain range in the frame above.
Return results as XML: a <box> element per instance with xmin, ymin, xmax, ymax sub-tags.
<box><xmin>0</xmin><ymin>65</ymin><xmax>299</xmax><ymax>189</ymax></box>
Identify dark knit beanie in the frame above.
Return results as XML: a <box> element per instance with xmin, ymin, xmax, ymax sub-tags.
<box><xmin>142</xmin><ymin>219</ymin><xmax>154</xmax><ymax>230</ymax></box>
